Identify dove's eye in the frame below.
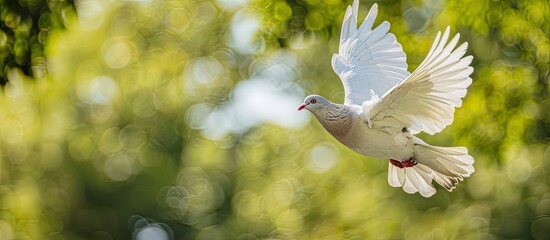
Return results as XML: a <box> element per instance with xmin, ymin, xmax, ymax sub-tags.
<box><xmin>310</xmin><ymin>98</ymin><xmax>317</xmax><ymax>104</ymax></box>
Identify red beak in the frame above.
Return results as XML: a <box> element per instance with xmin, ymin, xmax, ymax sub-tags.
<box><xmin>298</xmin><ymin>103</ymin><xmax>307</xmax><ymax>111</ymax></box>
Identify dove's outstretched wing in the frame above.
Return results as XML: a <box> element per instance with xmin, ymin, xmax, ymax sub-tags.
<box><xmin>332</xmin><ymin>1</ymin><xmax>410</xmax><ymax>106</ymax></box>
<box><xmin>365</xmin><ymin>27</ymin><xmax>473</xmax><ymax>135</ymax></box>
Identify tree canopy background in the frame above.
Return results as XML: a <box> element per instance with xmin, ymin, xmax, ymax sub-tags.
<box><xmin>0</xmin><ymin>0</ymin><xmax>549</xmax><ymax>239</ymax></box>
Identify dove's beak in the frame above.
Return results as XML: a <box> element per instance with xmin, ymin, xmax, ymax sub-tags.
<box><xmin>298</xmin><ymin>103</ymin><xmax>308</xmax><ymax>111</ymax></box>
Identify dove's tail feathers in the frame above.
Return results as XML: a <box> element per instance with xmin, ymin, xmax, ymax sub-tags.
<box><xmin>388</xmin><ymin>162</ymin><xmax>437</xmax><ymax>197</ymax></box>
<box><xmin>388</xmin><ymin>138</ymin><xmax>474</xmax><ymax>198</ymax></box>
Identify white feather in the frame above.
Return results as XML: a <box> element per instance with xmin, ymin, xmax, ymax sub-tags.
<box><xmin>388</xmin><ymin>164</ymin><xmax>402</xmax><ymax>187</ymax></box>
<box><xmin>332</xmin><ymin>1</ymin><xmax>410</xmax><ymax>106</ymax></box>
<box><xmin>366</xmin><ymin>26</ymin><xmax>473</xmax><ymax>135</ymax></box>
<box><xmin>387</xmin><ymin>154</ymin><xmax>472</xmax><ymax>198</ymax></box>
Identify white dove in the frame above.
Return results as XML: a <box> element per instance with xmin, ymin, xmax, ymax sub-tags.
<box><xmin>298</xmin><ymin>0</ymin><xmax>474</xmax><ymax>197</ymax></box>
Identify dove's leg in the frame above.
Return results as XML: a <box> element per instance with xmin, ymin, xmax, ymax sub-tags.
<box><xmin>389</xmin><ymin>158</ymin><xmax>417</xmax><ymax>168</ymax></box>
<box><xmin>389</xmin><ymin>159</ymin><xmax>403</xmax><ymax>168</ymax></box>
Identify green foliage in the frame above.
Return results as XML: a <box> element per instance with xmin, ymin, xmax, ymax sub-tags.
<box><xmin>0</xmin><ymin>0</ymin><xmax>76</xmax><ymax>85</ymax></box>
<box><xmin>0</xmin><ymin>0</ymin><xmax>549</xmax><ymax>239</ymax></box>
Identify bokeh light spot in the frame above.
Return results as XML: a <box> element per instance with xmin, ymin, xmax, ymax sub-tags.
<box><xmin>77</xmin><ymin>0</ymin><xmax>105</xmax><ymax>30</ymax></box>
<box><xmin>305</xmin><ymin>11</ymin><xmax>325</xmax><ymax>30</ymax></box>
<box><xmin>163</xmin><ymin>186</ymin><xmax>189</xmax><ymax>211</ymax></box>
<box><xmin>184</xmin><ymin>56</ymin><xmax>224</xmax><ymax>85</ymax></box>
<box><xmin>506</xmin><ymin>158</ymin><xmax>531</xmax><ymax>183</ymax></box>
<box><xmin>68</xmin><ymin>133</ymin><xmax>95</xmax><ymax>161</ymax></box>
<box><xmin>103</xmin><ymin>153</ymin><xmax>135</xmax><ymax>181</ymax></box>
<box><xmin>119</xmin><ymin>125</ymin><xmax>147</xmax><ymax>150</ymax></box>
<box><xmin>99</xmin><ymin>127</ymin><xmax>122</xmax><ymax>155</ymax></box>
<box><xmin>229</xmin><ymin>10</ymin><xmax>264</xmax><ymax>54</ymax></box>
<box><xmin>136</xmin><ymin>226</ymin><xmax>169</xmax><ymax>240</ymax></box>
<box><xmin>306</xmin><ymin>143</ymin><xmax>339</xmax><ymax>173</ymax></box>
<box><xmin>102</xmin><ymin>39</ymin><xmax>132</xmax><ymax>69</ymax></box>
<box><xmin>77</xmin><ymin>76</ymin><xmax>118</xmax><ymax>105</ymax></box>
<box><xmin>185</xmin><ymin>103</ymin><xmax>213</xmax><ymax>130</ymax></box>
<box><xmin>166</xmin><ymin>8</ymin><xmax>191</xmax><ymax>34</ymax></box>
<box><xmin>130</xmin><ymin>216</ymin><xmax>174</xmax><ymax>240</ymax></box>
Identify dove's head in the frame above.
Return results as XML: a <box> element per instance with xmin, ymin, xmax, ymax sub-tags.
<box><xmin>298</xmin><ymin>95</ymin><xmax>330</xmax><ymax>112</ymax></box>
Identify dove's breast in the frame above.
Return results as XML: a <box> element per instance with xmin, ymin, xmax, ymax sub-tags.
<box><xmin>318</xmin><ymin>114</ymin><xmax>353</xmax><ymax>138</ymax></box>
<box><xmin>313</xmin><ymin>105</ymin><xmax>354</xmax><ymax>138</ymax></box>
